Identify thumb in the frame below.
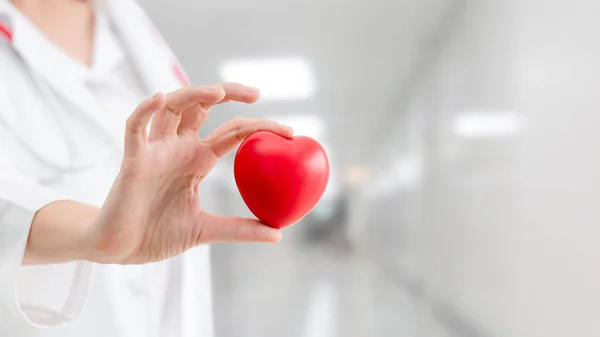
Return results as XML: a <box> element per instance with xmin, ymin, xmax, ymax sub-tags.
<box><xmin>199</xmin><ymin>214</ymin><xmax>282</xmax><ymax>244</ymax></box>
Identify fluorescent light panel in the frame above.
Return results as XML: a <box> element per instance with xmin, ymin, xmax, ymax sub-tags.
<box><xmin>454</xmin><ymin>111</ymin><xmax>524</xmax><ymax>138</ymax></box>
<box><xmin>219</xmin><ymin>58</ymin><xmax>315</xmax><ymax>100</ymax></box>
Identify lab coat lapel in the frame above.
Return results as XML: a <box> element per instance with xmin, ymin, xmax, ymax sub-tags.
<box><xmin>16</xmin><ymin>57</ymin><xmax>115</xmax><ymax>141</ymax></box>
<box><xmin>3</xmin><ymin>0</ymin><xmax>189</xmax><ymax>147</ymax></box>
<box><xmin>104</xmin><ymin>0</ymin><xmax>187</xmax><ymax>97</ymax></box>
<box><xmin>8</xmin><ymin>6</ymin><xmax>118</xmax><ymax>142</ymax></box>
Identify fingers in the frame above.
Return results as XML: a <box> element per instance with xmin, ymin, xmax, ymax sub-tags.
<box><xmin>199</xmin><ymin>214</ymin><xmax>282</xmax><ymax>243</ymax></box>
<box><xmin>177</xmin><ymin>83</ymin><xmax>261</xmax><ymax>137</ymax></box>
<box><xmin>124</xmin><ymin>93</ymin><xmax>166</xmax><ymax>152</ymax></box>
<box><xmin>135</xmin><ymin>84</ymin><xmax>264</xmax><ymax>144</ymax></box>
<box><xmin>149</xmin><ymin>86</ymin><xmax>226</xmax><ymax>141</ymax></box>
<box><xmin>216</xmin><ymin>82</ymin><xmax>261</xmax><ymax>105</ymax></box>
<box><xmin>205</xmin><ymin>118</ymin><xmax>294</xmax><ymax>158</ymax></box>
<box><xmin>166</xmin><ymin>85</ymin><xmax>226</xmax><ymax>112</ymax></box>
<box><xmin>177</xmin><ymin>104</ymin><xmax>210</xmax><ymax>138</ymax></box>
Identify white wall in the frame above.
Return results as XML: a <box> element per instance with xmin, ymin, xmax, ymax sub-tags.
<box><xmin>514</xmin><ymin>1</ymin><xmax>600</xmax><ymax>336</ymax></box>
<box><xmin>363</xmin><ymin>0</ymin><xmax>600</xmax><ymax>336</ymax></box>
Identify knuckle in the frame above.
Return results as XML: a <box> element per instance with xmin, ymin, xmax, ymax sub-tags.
<box><xmin>125</xmin><ymin>116</ymin><xmax>137</xmax><ymax>131</ymax></box>
<box><xmin>235</xmin><ymin>125</ymin><xmax>245</xmax><ymax>142</ymax></box>
<box><xmin>229</xmin><ymin>117</ymin><xmax>252</xmax><ymax>141</ymax></box>
<box><xmin>165</xmin><ymin>104</ymin><xmax>180</xmax><ymax>116</ymax></box>
<box><xmin>194</xmin><ymin>104</ymin><xmax>209</xmax><ymax>118</ymax></box>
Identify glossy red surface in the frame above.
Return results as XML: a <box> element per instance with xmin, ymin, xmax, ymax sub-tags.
<box><xmin>234</xmin><ymin>131</ymin><xmax>330</xmax><ymax>229</ymax></box>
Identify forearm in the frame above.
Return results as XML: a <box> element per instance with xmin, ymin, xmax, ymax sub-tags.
<box><xmin>23</xmin><ymin>200</ymin><xmax>99</xmax><ymax>265</ymax></box>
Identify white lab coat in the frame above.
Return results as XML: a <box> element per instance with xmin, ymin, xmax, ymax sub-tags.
<box><xmin>0</xmin><ymin>1</ymin><xmax>213</xmax><ymax>336</ymax></box>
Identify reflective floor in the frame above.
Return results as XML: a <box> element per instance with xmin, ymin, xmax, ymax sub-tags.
<box><xmin>211</xmin><ymin>224</ymin><xmax>417</xmax><ymax>337</ymax></box>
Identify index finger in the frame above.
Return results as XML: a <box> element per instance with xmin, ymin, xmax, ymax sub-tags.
<box><xmin>166</xmin><ymin>83</ymin><xmax>260</xmax><ymax>113</ymax></box>
<box><xmin>164</xmin><ymin>85</ymin><xmax>226</xmax><ymax>113</ymax></box>
<box><xmin>214</xmin><ymin>82</ymin><xmax>261</xmax><ymax>105</ymax></box>
<box><xmin>204</xmin><ymin>117</ymin><xmax>294</xmax><ymax>158</ymax></box>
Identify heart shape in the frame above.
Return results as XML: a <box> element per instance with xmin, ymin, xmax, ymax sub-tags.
<box><xmin>234</xmin><ymin>131</ymin><xmax>330</xmax><ymax>229</ymax></box>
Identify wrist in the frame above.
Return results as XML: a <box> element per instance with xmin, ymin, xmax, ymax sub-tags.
<box><xmin>85</xmin><ymin>205</ymin><xmax>140</xmax><ymax>265</ymax></box>
<box><xmin>25</xmin><ymin>201</ymin><xmax>101</xmax><ymax>265</ymax></box>
<box><xmin>79</xmin><ymin>208</ymin><xmax>105</xmax><ymax>263</ymax></box>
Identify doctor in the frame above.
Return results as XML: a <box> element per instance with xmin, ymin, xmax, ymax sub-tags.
<box><xmin>0</xmin><ymin>0</ymin><xmax>291</xmax><ymax>336</ymax></box>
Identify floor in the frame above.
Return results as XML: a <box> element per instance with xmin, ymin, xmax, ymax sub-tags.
<box><xmin>210</xmin><ymin>223</ymin><xmax>419</xmax><ymax>337</ymax></box>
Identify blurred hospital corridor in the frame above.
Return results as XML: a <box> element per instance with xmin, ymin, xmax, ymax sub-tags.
<box><xmin>143</xmin><ymin>0</ymin><xmax>599</xmax><ymax>336</ymax></box>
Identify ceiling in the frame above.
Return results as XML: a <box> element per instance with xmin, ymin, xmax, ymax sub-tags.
<box><xmin>140</xmin><ymin>0</ymin><xmax>455</xmax><ymax>189</ymax></box>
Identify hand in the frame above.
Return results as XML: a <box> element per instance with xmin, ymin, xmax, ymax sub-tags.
<box><xmin>88</xmin><ymin>83</ymin><xmax>293</xmax><ymax>264</ymax></box>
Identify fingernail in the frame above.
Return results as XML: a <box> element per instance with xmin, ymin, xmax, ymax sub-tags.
<box><xmin>245</xmin><ymin>86</ymin><xmax>260</xmax><ymax>93</ymax></box>
<box><xmin>281</xmin><ymin>125</ymin><xmax>294</xmax><ymax>135</ymax></box>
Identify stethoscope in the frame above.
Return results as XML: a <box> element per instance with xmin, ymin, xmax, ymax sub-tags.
<box><xmin>0</xmin><ymin>13</ymin><xmax>124</xmax><ymax>185</ymax></box>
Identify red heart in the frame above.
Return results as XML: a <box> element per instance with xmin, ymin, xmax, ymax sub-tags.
<box><xmin>234</xmin><ymin>131</ymin><xmax>330</xmax><ymax>229</ymax></box>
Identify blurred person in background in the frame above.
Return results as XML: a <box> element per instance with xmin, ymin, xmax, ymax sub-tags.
<box><xmin>0</xmin><ymin>0</ymin><xmax>292</xmax><ymax>336</ymax></box>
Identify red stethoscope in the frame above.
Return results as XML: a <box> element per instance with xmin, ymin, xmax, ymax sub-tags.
<box><xmin>0</xmin><ymin>20</ymin><xmax>12</xmax><ymax>41</ymax></box>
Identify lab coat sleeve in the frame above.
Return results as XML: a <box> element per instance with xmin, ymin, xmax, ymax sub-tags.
<box><xmin>0</xmin><ymin>131</ymin><xmax>93</xmax><ymax>329</ymax></box>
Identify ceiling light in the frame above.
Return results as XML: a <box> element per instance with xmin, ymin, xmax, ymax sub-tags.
<box><xmin>454</xmin><ymin>111</ymin><xmax>524</xmax><ymax>138</ymax></box>
<box><xmin>219</xmin><ymin>58</ymin><xmax>315</xmax><ymax>100</ymax></box>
